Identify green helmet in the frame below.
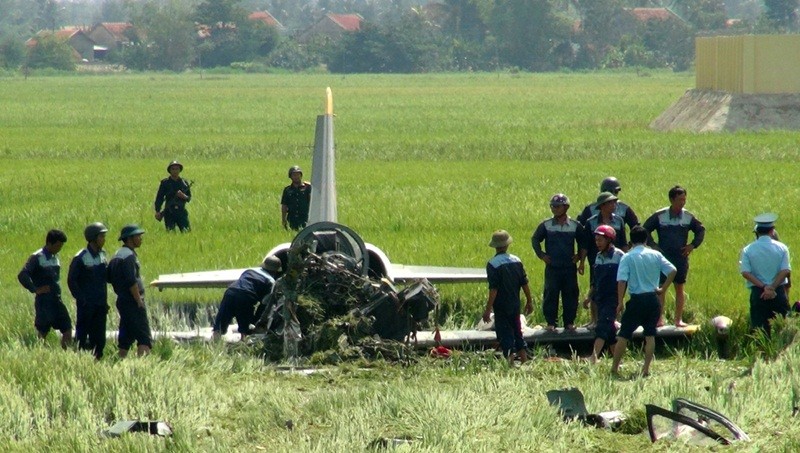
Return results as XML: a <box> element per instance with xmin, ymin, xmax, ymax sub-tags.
<box><xmin>118</xmin><ymin>224</ymin><xmax>145</xmax><ymax>241</ymax></box>
<box><xmin>167</xmin><ymin>160</ymin><xmax>183</xmax><ymax>173</ymax></box>
<box><xmin>288</xmin><ymin>165</ymin><xmax>303</xmax><ymax>178</ymax></box>
<box><xmin>261</xmin><ymin>255</ymin><xmax>282</xmax><ymax>273</ymax></box>
<box><xmin>84</xmin><ymin>222</ymin><xmax>109</xmax><ymax>242</ymax></box>
<box><xmin>600</xmin><ymin>177</ymin><xmax>621</xmax><ymax>194</ymax></box>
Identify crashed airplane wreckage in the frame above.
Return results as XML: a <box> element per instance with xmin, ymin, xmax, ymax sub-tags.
<box><xmin>149</xmin><ymin>87</ymin><xmax>699</xmax><ymax>351</ymax></box>
<box><xmin>250</xmin><ymin>222</ymin><xmax>440</xmax><ymax>361</ymax></box>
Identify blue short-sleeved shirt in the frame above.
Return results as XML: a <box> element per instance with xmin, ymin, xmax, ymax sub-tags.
<box><xmin>643</xmin><ymin>207</ymin><xmax>705</xmax><ymax>257</ymax></box>
<box><xmin>739</xmin><ymin>235</ymin><xmax>791</xmax><ymax>288</ymax></box>
<box><xmin>617</xmin><ymin>245</ymin><xmax>676</xmax><ymax>294</ymax></box>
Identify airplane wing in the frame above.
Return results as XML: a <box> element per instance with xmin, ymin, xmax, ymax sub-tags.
<box><xmin>150</xmin><ymin>268</ymin><xmax>253</xmax><ymax>289</ymax></box>
<box><xmin>388</xmin><ymin>264</ymin><xmax>486</xmax><ymax>284</ymax></box>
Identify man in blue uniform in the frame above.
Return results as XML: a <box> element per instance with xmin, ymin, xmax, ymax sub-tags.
<box><xmin>68</xmin><ymin>222</ymin><xmax>109</xmax><ymax>359</ymax></box>
<box><xmin>212</xmin><ymin>256</ymin><xmax>282</xmax><ymax>341</ymax></box>
<box><xmin>154</xmin><ymin>160</ymin><xmax>192</xmax><ymax>232</ymax></box>
<box><xmin>18</xmin><ymin>229</ymin><xmax>73</xmax><ymax>348</ymax></box>
<box><xmin>577</xmin><ymin>176</ymin><xmax>639</xmax><ymax>230</ymax></box>
<box><xmin>532</xmin><ymin>194</ymin><xmax>587</xmax><ymax>332</ymax></box>
<box><xmin>584</xmin><ymin>225</ymin><xmax>625</xmax><ymax>364</ymax></box>
<box><xmin>611</xmin><ymin>226</ymin><xmax>676</xmax><ymax>377</ymax></box>
<box><xmin>483</xmin><ymin>230</ymin><xmax>533</xmax><ymax>365</ymax></box>
<box><xmin>281</xmin><ymin>165</ymin><xmax>312</xmax><ymax>231</ymax></box>
<box><xmin>107</xmin><ymin>224</ymin><xmax>151</xmax><ymax>358</ymax></box>
<box><xmin>643</xmin><ymin>185</ymin><xmax>705</xmax><ymax>327</ymax></box>
<box><xmin>740</xmin><ymin>213</ymin><xmax>791</xmax><ymax>336</ymax></box>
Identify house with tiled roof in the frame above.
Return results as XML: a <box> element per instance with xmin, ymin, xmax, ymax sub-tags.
<box><xmin>89</xmin><ymin>22</ymin><xmax>136</xmax><ymax>51</ymax></box>
<box><xmin>27</xmin><ymin>27</ymin><xmax>95</xmax><ymax>61</ymax></box>
<box><xmin>297</xmin><ymin>13</ymin><xmax>363</xmax><ymax>43</ymax></box>
<box><xmin>249</xmin><ymin>10</ymin><xmax>285</xmax><ymax>31</ymax></box>
<box><xmin>627</xmin><ymin>7</ymin><xmax>683</xmax><ymax>23</ymax></box>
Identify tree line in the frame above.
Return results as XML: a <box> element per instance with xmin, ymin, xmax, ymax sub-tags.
<box><xmin>1</xmin><ymin>0</ymin><xmax>798</xmax><ymax>73</ymax></box>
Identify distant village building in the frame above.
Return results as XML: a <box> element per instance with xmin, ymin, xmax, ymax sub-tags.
<box><xmin>627</xmin><ymin>7</ymin><xmax>683</xmax><ymax>23</ymax></box>
<box><xmin>89</xmin><ymin>22</ymin><xmax>136</xmax><ymax>51</ymax></box>
<box><xmin>297</xmin><ymin>13</ymin><xmax>363</xmax><ymax>43</ymax></box>
<box><xmin>248</xmin><ymin>10</ymin><xmax>285</xmax><ymax>31</ymax></box>
<box><xmin>27</xmin><ymin>27</ymin><xmax>95</xmax><ymax>62</ymax></box>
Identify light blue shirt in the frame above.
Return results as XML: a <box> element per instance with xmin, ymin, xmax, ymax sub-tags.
<box><xmin>739</xmin><ymin>235</ymin><xmax>791</xmax><ymax>288</ymax></box>
<box><xmin>617</xmin><ymin>245</ymin><xmax>676</xmax><ymax>294</ymax></box>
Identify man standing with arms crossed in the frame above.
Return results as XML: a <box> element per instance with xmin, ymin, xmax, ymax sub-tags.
<box><xmin>740</xmin><ymin>213</ymin><xmax>791</xmax><ymax>336</ymax></box>
<box><xmin>612</xmin><ymin>226</ymin><xmax>676</xmax><ymax>377</ymax></box>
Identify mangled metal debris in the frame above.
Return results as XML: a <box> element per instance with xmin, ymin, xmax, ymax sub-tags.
<box><xmin>102</xmin><ymin>420</ymin><xmax>173</xmax><ymax>438</ymax></box>
<box><xmin>546</xmin><ymin>388</ymin><xmax>626</xmax><ymax>430</ymax></box>
<box><xmin>250</xmin><ymin>227</ymin><xmax>440</xmax><ymax>363</ymax></box>
<box><xmin>646</xmin><ymin>398</ymin><xmax>749</xmax><ymax>445</ymax></box>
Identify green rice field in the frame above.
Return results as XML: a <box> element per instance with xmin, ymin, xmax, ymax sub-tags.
<box><xmin>1</xmin><ymin>71</ymin><xmax>800</xmax><ymax>450</ymax></box>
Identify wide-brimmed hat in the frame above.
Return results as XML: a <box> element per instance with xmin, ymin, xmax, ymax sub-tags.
<box><xmin>118</xmin><ymin>224</ymin><xmax>145</xmax><ymax>241</ymax></box>
<box><xmin>488</xmin><ymin>230</ymin><xmax>512</xmax><ymax>248</ymax></box>
<box><xmin>596</xmin><ymin>191</ymin><xmax>618</xmax><ymax>206</ymax></box>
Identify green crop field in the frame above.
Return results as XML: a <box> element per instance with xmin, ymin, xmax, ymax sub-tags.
<box><xmin>1</xmin><ymin>71</ymin><xmax>800</xmax><ymax>451</ymax></box>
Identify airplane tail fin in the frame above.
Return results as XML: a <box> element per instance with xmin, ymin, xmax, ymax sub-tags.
<box><xmin>308</xmin><ymin>87</ymin><xmax>337</xmax><ymax>225</ymax></box>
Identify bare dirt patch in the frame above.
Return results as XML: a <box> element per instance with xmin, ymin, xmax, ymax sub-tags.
<box><xmin>651</xmin><ymin>89</ymin><xmax>800</xmax><ymax>132</ymax></box>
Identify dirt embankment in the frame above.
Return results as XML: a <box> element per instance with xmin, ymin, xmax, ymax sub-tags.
<box><xmin>651</xmin><ymin>89</ymin><xmax>800</xmax><ymax>132</ymax></box>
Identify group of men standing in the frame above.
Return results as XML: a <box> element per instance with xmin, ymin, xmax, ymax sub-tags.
<box><xmin>18</xmin><ymin>224</ymin><xmax>151</xmax><ymax>359</ymax></box>
<box><xmin>485</xmin><ymin>175</ymin><xmax>793</xmax><ymax>376</ymax></box>
<box><xmin>485</xmin><ymin>177</ymin><xmax>707</xmax><ymax>376</ymax></box>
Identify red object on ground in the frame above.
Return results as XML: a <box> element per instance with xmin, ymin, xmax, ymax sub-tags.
<box><xmin>430</xmin><ymin>345</ymin><xmax>451</xmax><ymax>358</ymax></box>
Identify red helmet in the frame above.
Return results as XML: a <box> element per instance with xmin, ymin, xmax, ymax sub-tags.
<box><xmin>593</xmin><ymin>225</ymin><xmax>616</xmax><ymax>241</ymax></box>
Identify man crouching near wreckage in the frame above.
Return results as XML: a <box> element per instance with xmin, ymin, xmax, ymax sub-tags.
<box><xmin>212</xmin><ymin>256</ymin><xmax>282</xmax><ymax>341</ymax></box>
<box><xmin>611</xmin><ymin>226</ymin><xmax>676</xmax><ymax>377</ymax></box>
<box><xmin>483</xmin><ymin>230</ymin><xmax>533</xmax><ymax>366</ymax></box>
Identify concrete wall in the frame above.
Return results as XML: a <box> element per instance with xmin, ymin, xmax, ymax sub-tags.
<box><xmin>696</xmin><ymin>35</ymin><xmax>800</xmax><ymax>94</ymax></box>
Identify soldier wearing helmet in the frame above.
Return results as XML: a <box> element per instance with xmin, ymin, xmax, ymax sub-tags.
<box><xmin>67</xmin><ymin>222</ymin><xmax>109</xmax><ymax>359</ymax></box>
<box><xmin>212</xmin><ymin>255</ymin><xmax>283</xmax><ymax>341</ymax></box>
<box><xmin>576</xmin><ymin>176</ymin><xmax>639</xmax><ymax>235</ymax></box>
<box><xmin>281</xmin><ymin>165</ymin><xmax>311</xmax><ymax>231</ymax></box>
<box><xmin>18</xmin><ymin>229</ymin><xmax>73</xmax><ymax>349</ymax></box>
<box><xmin>584</xmin><ymin>224</ymin><xmax>626</xmax><ymax>364</ymax></box>
<box><xmin>582</xmin><ymin>192</ymin><xmax>627</xmax><ymax>328</ymax></box>
<box><xmin>154</xmin><ymin>160</ymin><xmax>192</xmax><ymax>232</ymax></box>
<box><xmin>107</xmin><ymin>224</ymin><xmax>151</xmax><ymax>358</ymax></box>
<box><xmin>531</xmin><ymin>194</ymin><xmax>587</xmax><ymax>332</ymax></box>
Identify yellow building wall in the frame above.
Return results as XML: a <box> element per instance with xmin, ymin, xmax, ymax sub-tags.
<box><xmin>696</xmin><ymin>35</ymin><xmax>800</xmax><ymax>94</ymax></box>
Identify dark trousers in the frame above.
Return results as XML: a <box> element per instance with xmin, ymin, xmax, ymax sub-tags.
<box><xmin>213</xmin><ymin>288</ymin><xmax>258</xmax><ymax>335</ymax></box>
<box><xmin>164</xmin><ymin>209</ymin><xmax>190</xmax><ymax>232</ymax></box>
<box><xmin>594</xmin><ymin>298</ymin><xmax>618</xmax><ymax>345</ymax></box>
<box><xmin>750</xmin><ymin>286</ymin><xmax>789</xmax><ymax>336</ymax></box>
<box><xmin>76</xmin><ymin>302</ymin><xmax>108</xmax><ymax>359</ymax></box>
<box><xmin>494</xmin><ymin>308</ymin><xmax>526</xmax><ymax>357</ymax></box>
<box><xmin>542</xmin><ymin>265</ymin><xmax>579</xmax><ymax>327</ymax></box>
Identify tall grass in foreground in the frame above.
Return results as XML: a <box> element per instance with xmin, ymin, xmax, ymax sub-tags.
<box><xmin>1</xmin><ymin>72</ymin><xmax>800</xmax><ymax>449</ymax></box>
